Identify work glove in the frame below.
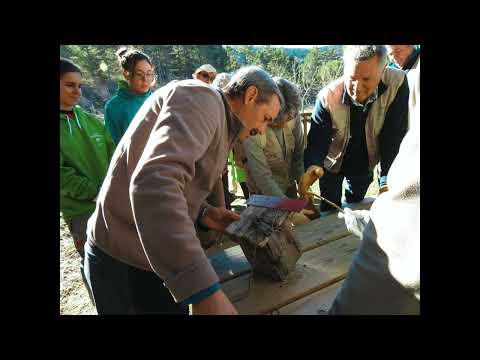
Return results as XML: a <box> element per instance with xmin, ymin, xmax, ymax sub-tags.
<box><xmin>338</xmin><ymin>208</ymin><xmax>370</xmax><ymax>238</ymax></box>
<box><xmin>379</xmin><ymin>185</ymin><xmax>389</xmax><ymax>194</ymax></box>
<box><xmin>298</xmin><ymin>166</ymin><xmax>324</xmax><ymax>199</ymax></box>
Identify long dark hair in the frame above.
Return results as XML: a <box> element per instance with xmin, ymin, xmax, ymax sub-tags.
<box><xmin>116</xmin><ymin>47</ymin><xmax>152</xmax><ymax>74</ymax></box>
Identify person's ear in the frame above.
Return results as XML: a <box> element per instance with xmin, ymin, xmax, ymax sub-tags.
<box><xmin>123</xmin><ymin>70</ymin><xmax>131</xmax><ymax>80</ymax></box>
<box><xmin>243</xmin><ymin>85</ymin><xmax>258</xmax><ymax>105</ymax></box>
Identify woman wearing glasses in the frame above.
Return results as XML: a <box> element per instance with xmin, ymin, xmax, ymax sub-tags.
<box><xmin>104</xmin><ymin>47</ymin><xmax>156</xmax><ymax>145</ymax></box>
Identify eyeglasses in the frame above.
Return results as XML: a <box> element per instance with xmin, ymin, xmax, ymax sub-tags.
<box><xmin>133</xmin><ymin>71</ymin><xmax>156</xmax><ymax>82</ymax></box>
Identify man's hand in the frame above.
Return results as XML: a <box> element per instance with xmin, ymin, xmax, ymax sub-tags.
<box><xmin>191</xmin><ymin>289</ymin><xmax>238</xmax><ymax>315</ymax></box>
<box><xmin>379</xmin><ymin>185</ymin><xmax>389</xmax><ymax>195</ymax></box>
<box><xmin>298</xmin><ymin>166</ymin><xmax>324</xmax><ymax>199</ymax></box>
<box><xmin>201</xmin><ymin>206</ymin><xmax>241</xmax><ymax>233</ymax></box>
<box><xmin>338</xmin><ymin>208</ymin><xmax>370</xmax><ymax>238</ymax></box>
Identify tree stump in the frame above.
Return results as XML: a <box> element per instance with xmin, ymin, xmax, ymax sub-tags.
<box><xmin>225</xmin><ymin>205</ymin><xmax>302</xmax><ymax>281</ymax></box>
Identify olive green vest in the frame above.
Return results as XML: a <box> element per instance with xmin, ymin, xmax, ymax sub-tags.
<box><xmin>318</xmin><ymin>67</ymin><xmax>406</xmax><ymax>173</ymax></box>
<box><xmin>246</xmin><ymin>120</ymin><xmax>296</xmax><ymax>194</ymax></box>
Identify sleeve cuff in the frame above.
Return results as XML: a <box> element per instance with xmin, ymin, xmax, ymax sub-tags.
<box><xmin>164</xmin><ymin>256</ymin><xmax>220</xmax><ymax>303</ymax></box>
<box><xmin>180</xmin><ymin>282</ymin><xmax>221</xmax><ymax>306</ymax></box>
<box><xmin>379</xmin><ymin>176</ymin><xmax>388</xmax><ymax>187</ymax></box>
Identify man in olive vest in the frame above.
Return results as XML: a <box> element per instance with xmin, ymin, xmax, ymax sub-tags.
<box><xmin>301</xmin><ymin>45</ymin><xmax>409</xmax><ymax>212</ymax></box>
<box><xmin>242</xmin><ymin>77</ymin><xmax>313</xmax><ymax>225</ymax></box>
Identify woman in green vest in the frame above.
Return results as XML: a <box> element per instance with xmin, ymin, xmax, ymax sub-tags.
<box><xmin>60</xmin><ymin>58</ymin><xmax>115</xmax><ymax>302</ymax></box>
<box><xmin>104</xmin><ymin>47</ymin><xmax>155</xmax><ymax>145</ymax></box>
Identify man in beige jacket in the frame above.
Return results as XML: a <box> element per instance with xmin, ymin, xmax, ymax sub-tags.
<box><xmin>84</xmin><ymin>66</ymin><xmax>283</xmax><ymax>315</ymax></box>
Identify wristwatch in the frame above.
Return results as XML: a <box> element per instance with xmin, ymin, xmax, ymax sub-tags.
<box><xmin>197</xmin><ymin>204</ymin><xmax>210</xmax><ymax>231</ymax></box>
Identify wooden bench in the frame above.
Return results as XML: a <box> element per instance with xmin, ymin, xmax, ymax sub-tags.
<box><xmin>208</xmin><ymin>197</ymin><xmax>375</xmax><ymax>315</ymax></box>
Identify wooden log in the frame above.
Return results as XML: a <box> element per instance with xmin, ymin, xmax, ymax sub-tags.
<box><xmin>225</xmin><ymin>205</ymin><xmax>289</xmax><ymax>246</ymax></box>
<box><xmin>225</xmin><ymin>205</ymin><xmax>302</xmax><ymax>281</ymax></box>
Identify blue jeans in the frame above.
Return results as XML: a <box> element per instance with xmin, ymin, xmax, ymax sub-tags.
<box><xmin>84</xmin><ymin>241</ymin><xmax>188</xmax><ymax>315</ymax></box>
<box><xmin>319</xmin><ymin>170</ymin><xmax>373</xmax><ymax>212</ymax></box>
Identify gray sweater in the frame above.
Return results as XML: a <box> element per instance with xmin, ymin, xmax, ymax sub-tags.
<box><xmin>86</xmin><ymin>80</ymin><xmax>243</xmax><ymax>303</ymax></box>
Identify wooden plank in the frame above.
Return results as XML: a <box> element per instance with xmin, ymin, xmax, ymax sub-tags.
<box><xmin>223</xmin><ymin>234</ymin><xmax>360</xmax><ymax>315</ymax></box>
<box><xmin>208</xmin><ymin>245</ymin><xmax>251</xmax><ymax>283</ymax></box>
<box><xmin>208</xmin><ymin>198</ymin><xmax>374</xmax><ymax>283</ymax></box>
<box><xmin>276</xmin><ymin>280</ymin><xmax>344</xmax><ymax>315</ymax></box>
<box><xmin>294</xmin><ymin>197</ymin><xmax>375</xmax><ymax>252</ymax></box>
<box><xmin>294</xmin><ymin>213</ymin><xmax>350</xmax><ymax>252</ymax></box>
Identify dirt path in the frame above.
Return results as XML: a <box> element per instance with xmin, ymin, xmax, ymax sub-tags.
<box><xmin>60</xmin><ymin>215</ymin><xmax>96</xmax><ymax>315</ymax></box>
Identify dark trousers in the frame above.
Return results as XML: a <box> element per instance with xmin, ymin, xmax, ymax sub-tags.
<box><xmin>84</xmin><ymin>242</ymin><xmax>189</xmax><ymax>315</ymax></box>
<box><xmin>319</xmin><ymin>170</ymin><xmax>373</xmax><ymax>212</ymax></box>
<box><xmin>239</xmin><ymin>181</ymin><xmax>250</xmax><ymax>200</ymax></box>
<box><xmin>222</xmin><ymin>173</ymin><xmax>234</xmax><ymax>210</ymax></box>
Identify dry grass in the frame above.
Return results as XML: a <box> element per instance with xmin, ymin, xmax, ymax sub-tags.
<box><xmin>59</xmin><ymin>214</ymin><xmax>96</xmax><ymax>315</ymax></box>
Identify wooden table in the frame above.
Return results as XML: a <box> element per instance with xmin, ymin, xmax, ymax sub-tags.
<box><xmin>208</xmin><ymin>198</ymin><xmax>375</xmax><ymax>315</ymax></box>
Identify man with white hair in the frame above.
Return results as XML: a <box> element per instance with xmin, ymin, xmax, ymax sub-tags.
<box><xmin>330</xmin><ymin>67</ymin><xmax>420</xmax><ymax>315</ymax></box>
<box><xmin>387</xmin><ymin>45</ymin><xmax>420</xmax><ymax>129</ymax></box>
<box><xmin>300</xmin><ymin>45</ymin><xmax>409</xmax><ymax>212</ymax></box>
<box><xmin>193</xmin><ymin>64</ymin><xmax>217</xmax><ymax>84</ymax></box>
<box><xmin>386</xmin><ymin>45</ymin><xmax>420</xmax><ymax>73</ymax></box>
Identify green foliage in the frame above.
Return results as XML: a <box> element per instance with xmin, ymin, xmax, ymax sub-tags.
<box><xmin>60</xmin><ymin>45</ymin><xmax>344</xmax><ymax>114</ymax></box>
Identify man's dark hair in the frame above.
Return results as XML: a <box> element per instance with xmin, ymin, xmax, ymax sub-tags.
<box><xmin>60</xmin><ymin>58</ymin><xmax>82</xmax><ymax>78</ymax></box>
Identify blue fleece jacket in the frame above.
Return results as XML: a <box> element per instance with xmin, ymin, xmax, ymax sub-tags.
<box><xmin>104</xmin><ymin>80</ymin><xmax>152</xmax><ymax>145</ymax></box>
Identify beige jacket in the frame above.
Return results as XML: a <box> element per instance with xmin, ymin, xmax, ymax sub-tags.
<box><xmin>243</xmin><ymin>116</ymin><xmax>304</xmax><ymax>197</ymax></box>
<box><xmin>318</xmin><ymin>67</ymin><xmax>406</xmax><ymax>173</ymax></box>
<box><xmin>86</xmin><ymin>80</ymin><xmax>242</xmax><ymax>302</ymax></box>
